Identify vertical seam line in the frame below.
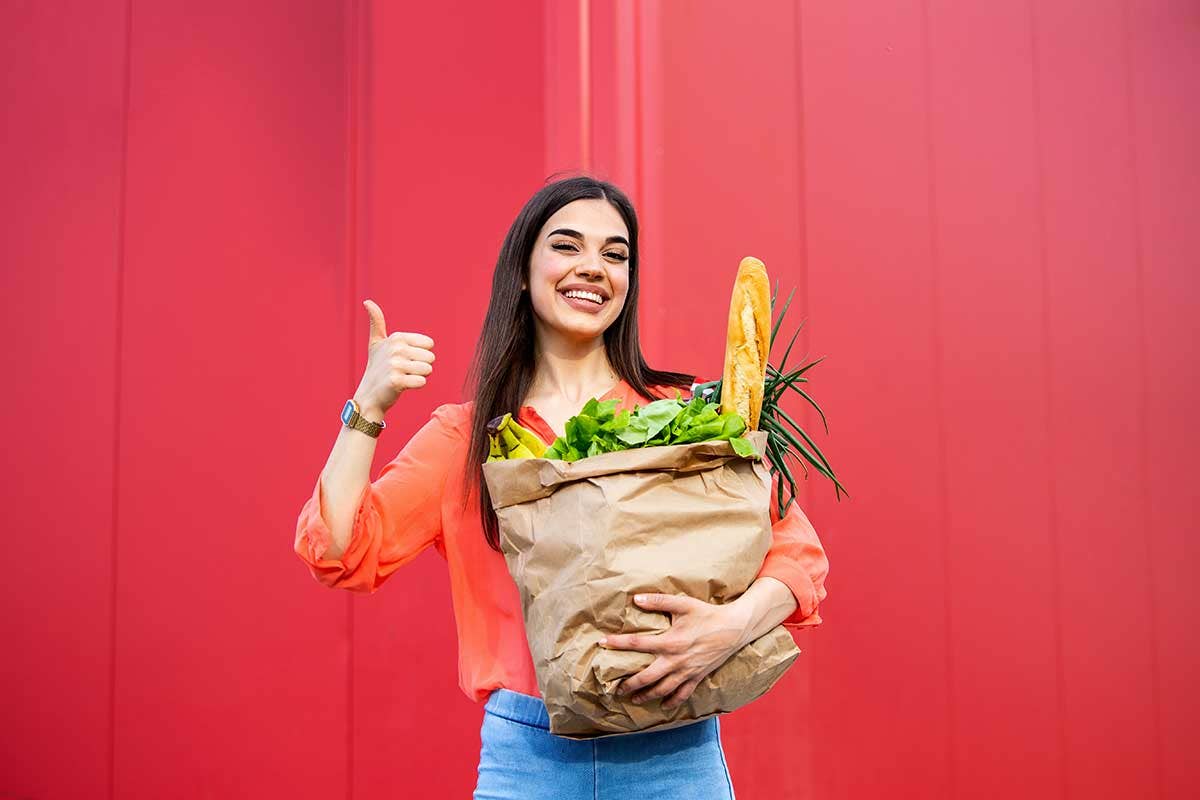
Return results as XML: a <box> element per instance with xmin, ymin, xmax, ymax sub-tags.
<box><xmin>1119</xmin><ymin>2</ymin><xmax>1163</xmax><ymax>797</ymax></box>
<box><xmin>918</xmin><ymin>2</ymin><xmax>955</xmax><ymax>797</ymax></box>
<box><xmin>109</xmin><ymin>0</ymin><xmax>134</xmax><ymax>797</ymax></box>
<box><xmin>344</xmin><ymin>0</ymin><xmax>361</xmax><ymax>797</ymax></box>
<box><xmin>579</xmin><ymin>0</ymin><xmax>591</xmax><ymax>170</ymax></box>
<box><xmin>792</xmin><ymin>5</ymin><xmax>814</xmax><ymax>792</ymax></box>
<box><xmin>592</xmin><ymin>739</ymin><xmax>598</xmax><ymax>800</ymax></box>
<box><xmin>633</xmin><ymin>1</ymin><xmax>643</xmax><ymax>209</ymax></box>
<box><xmin>716</xmin><ymin>718</ymin><xmax>735</xmax><ymax>798</ymax></box>
<box><xmin>1025</xmin><ymin>4</ymin><xmax>1070</xmax><ymax>799</ymax></box>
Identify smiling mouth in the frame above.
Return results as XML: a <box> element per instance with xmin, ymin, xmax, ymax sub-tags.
<box><xmin>559</xmin><ymin>289</ymin><xmax>607</xmax><ymax>306</ymax></box>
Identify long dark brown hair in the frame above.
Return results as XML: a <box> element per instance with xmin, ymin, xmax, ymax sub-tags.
<box><xmin>463</xmin><ymin>174</ymin><xmax>694</xmax><ymax>552</ymax></box>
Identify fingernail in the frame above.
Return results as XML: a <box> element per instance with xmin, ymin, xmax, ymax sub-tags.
<box><xmin>635</xmin><ymin>594</ymin><xmax>646</xmax><ymax>603</ymax></box>
<box><xmin>600</xmin><ymin>637</ymin><xmax>608</xmax><ymax>646</ymax></box>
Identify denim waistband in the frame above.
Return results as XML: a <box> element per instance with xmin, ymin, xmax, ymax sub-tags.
<box><xmin>484</xmin><ymin>688</ymin><xmax>552</xmax><ymax>730</ymax></box>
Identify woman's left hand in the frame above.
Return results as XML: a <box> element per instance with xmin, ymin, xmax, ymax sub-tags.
<box><xmin>601</xmin><ymin>593</ymin><xmax>752</xmax><ymax>710</ymax></box>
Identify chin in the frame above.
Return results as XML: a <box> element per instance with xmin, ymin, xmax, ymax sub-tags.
<box><xmin>550</xmin><ymin>316</ymin><xmax>612</xmax><ymax>342</ymax></box>
<box><xmin>563</xmin><ymin>324</ymin><xmax>609</xmax><ymax>342</ymax></box>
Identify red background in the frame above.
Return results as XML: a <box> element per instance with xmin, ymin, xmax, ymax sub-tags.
<box><xmin>2</xmin><ymin>1</ymin><xmax>1197</xmax><ymax>798</ymax></box>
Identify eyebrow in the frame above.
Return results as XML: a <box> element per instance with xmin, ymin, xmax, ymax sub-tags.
<box><xmin>547</xmin><ymin>227</ymin><xmax>630</xmax><ymax>248</ymax></box>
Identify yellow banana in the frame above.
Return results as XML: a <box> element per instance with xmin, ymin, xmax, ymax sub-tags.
<box><xmin>510</xmin><ymin>421</ymin><xmax>548</xmax><ymax>458</ymax></box>
<box><xmin>499</xmin><ymin>426</ymin><xmax>536</xmax><ymax>459</ymax></box>
<box><xmin>487</xmin><ymin>432</ymin><xmax>505</xmax><ymax>462</ymax></box>
<box><xmin>486</xmin><ymin>413</ymin><xmax>548</xmax><ymax>460</ymax></box>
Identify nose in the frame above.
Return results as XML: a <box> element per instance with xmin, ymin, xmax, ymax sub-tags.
<box><xmin>574</xmin><ymin>254</ymin><xmax>605</xmax><ymax>279</ymax></box>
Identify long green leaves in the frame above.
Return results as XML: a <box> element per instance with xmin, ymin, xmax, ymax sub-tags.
<box><xmin>696</xmin><ymin>285</ymin><xmax>849</xmax><ymax>518</ymax></box>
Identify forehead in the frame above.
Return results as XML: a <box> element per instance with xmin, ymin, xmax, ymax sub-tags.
<box><xmin>539</xmin><ymin>198</ymin><xmax>629</xmax><ymax>241</ymax></box>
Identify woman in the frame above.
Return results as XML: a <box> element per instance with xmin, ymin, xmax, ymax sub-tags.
<box><xmin>294</xmin><ymin>175</ymin><xmax>830</xmax><ymax>799</ymax></box>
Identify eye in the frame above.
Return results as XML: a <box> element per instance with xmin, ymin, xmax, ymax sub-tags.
<box><xmin>552</xmin><ymin>242</ymin><xmax>629</xmax><ymax>262</ymax></box>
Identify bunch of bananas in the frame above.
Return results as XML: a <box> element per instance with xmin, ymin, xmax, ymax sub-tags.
<box><xmin>486</xmin><ymin>413</ymin><xmax>548</xmax><ymax>461</ymax></box>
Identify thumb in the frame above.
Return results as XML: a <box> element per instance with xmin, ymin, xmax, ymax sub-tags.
<box><xmin>363</xmin><ymin>299</ymin><xmax>388</xmax><ymax>346</ymax></box>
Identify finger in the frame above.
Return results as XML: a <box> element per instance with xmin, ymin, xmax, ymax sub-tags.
<box><xmin>602</xmin><ymin>632</ymin><xmax>675</xmax><ymax>655</ymax></box>
<box><xmin>394</xmin><ymin>373</ymin><xmax>427</xmax><ymax>390</ymax></box>
<box><xmin>394</xmin><ymin>342</ymin><xmax>436</xmax><ymax>364</ymax></box>
<box><xmin>363</xmin><ymin>300</ymin><xmax>388</xmax><ymax>346</ymax></box>
<box><xmin>392</xmin><ymin>359</ymin><xmax>433</xmax><ymax>376</ymax></box>
<box><xmin>633</xmin><ymin>671</ymin><xmax>688</xmax><ymax>704</ymax></box>
<box><xmin>662</xmin><ymin>676</ymin><xmax>702</xmax><ymax>710</ymax></box>
<box><xmin>634</xmin><ymin>592</ymin><xmax>696</xmax><ymax>615</ymax></box>
<box><xmin>396</xmin><ymin>331</ymin><xmax>434</xmax><ymax>350</ymax></box>
<box><xmin>616</xmin><ymin>657</ymin><xmax>674</xmax><ymax>697</ymax></box>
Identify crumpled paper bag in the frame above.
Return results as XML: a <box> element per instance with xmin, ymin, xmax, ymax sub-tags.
<box><xmin>482</xmin><ymin>429</ymin><xmax>800</xmax><ymax>739</ymax></box>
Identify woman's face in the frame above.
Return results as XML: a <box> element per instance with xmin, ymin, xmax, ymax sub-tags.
<box><xmin>525</xmin><ymin>198</ymin><xmax>631</xmax><ymax>347</ymax></box>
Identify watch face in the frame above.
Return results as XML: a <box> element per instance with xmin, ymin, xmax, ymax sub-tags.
<box><xmin>341</xmin><ymin>400</ymin><xmax>355</xmax><ymax>425</ymax></box>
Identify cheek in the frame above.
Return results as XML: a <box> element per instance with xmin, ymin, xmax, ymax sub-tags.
<box><xmin>529</xmin><ymin>287</ymin><xmax>554</xmax><ymax>320</ymax></box>
<box><xmin>530</xmin><ymin>282</ymin><xmax>568</xmax><ymax>323</ymax></box>
<box><xmin>525</xmin><ymin>261</ymin><xmax>556</xmax><ymax>311</ymax></box>
<box><xmin>613</xmin><ymin>277</ymin><xmax>631</xmax><ymax>305</ymax></box>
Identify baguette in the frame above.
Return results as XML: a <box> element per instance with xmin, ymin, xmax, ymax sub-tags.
<box><xmin>720</xmin><ymin>256</ymin><xmax>772</xmax><ymax>429</ymax></box>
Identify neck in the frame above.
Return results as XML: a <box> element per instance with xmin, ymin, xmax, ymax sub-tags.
<box><xmin>528</xmin><ymin>328</ymin><xmax>619</xmax><ymax>406</ymax></box>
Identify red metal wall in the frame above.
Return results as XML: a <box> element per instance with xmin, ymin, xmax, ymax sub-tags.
<box><xmin>2</xmin><ymin>1</ymin><xmax>1196</xmax><ymax>798</ymax></box>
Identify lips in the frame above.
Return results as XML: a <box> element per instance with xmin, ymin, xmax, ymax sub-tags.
<box><xmin>558</xmin><ymin>290</ymin><xmax>607</xmax><ymax>314</ymax></box>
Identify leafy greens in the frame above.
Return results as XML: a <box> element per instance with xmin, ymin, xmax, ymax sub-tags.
<box><xmin>541</xmin><ymin>391</ymin><xmax>760</xmax><ymax>461</ymax></box>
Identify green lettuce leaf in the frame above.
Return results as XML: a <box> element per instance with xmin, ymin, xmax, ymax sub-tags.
<box><xmin>531</xmin><ymin>391</ymin><xmax>758</xmax><ymax>463</ymax></box>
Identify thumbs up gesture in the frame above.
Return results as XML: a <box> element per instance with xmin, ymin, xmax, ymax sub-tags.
<box><xmin>352</xmin><ymin>299</ymin><xmax>436</xmax><ymax>419</ymax></box>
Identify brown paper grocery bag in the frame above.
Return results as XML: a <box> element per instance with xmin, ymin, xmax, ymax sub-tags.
<box><xmin>482</xmin><ymin>429</ymin><xmax>800</xmax><ymax>739</ymax></box>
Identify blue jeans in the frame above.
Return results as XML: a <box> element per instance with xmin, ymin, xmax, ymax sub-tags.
<box><xmin>473</xmin><ymin>688</ymin><xmax>737</xmax><ymax>799</ymax></box>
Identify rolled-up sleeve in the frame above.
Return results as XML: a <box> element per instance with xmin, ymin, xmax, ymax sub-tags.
<box><xmin>756</xmin><ymin>475</ymin><xmax>830</xmax><ymax>631</ymax></box>
<box><xmin>293</xmin><ymin>403</ymin><xmax>464</xmax><ymax>594</ymax></box>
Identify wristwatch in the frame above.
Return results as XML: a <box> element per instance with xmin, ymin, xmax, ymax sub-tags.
<box><xmin>341</xmin><ymin>399</ymin><xmax>386</xmax><ymax>438</ymax></box>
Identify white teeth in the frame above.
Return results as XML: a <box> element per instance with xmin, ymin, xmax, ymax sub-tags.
<box><xmin>562</xmin><ymin>289</ymin><xmax>604</xmax><ymax>304</ymax></box>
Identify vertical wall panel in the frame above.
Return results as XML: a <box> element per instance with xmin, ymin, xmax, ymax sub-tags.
<box><xmin>544</xmin><ymin>0</ymin><xmax>588</xmax><ymax>177</ymax></box>
<box><xmin>633</xmin><ymin>0</ymin><xmax>669</xmax><ymax>365</ymax></box>
<box><xmin>652</xmin><ymin>0</ymin><xmax>806</xmax><ymax>378</ymax></box>
<box><xmin>588</xmin><ymin>0</ymin><xmax>619</xmax><ymax>181</ymax></box>
<box><xmin>354</xmin><ymin>3</ymin><xmax>547</xmax><ymax>797</ymax></box>
<box><xmin>1032</xmin><ymin>1</ymin><xmax>1158</xmax><ymax>796</ymax></box>
<box><xmin>648</xmin><ymin>1</ymin><xmax>812</xmax><ymax>797</ymax></box>
<box><xmin>585</xmin><ymin>1</ymin><xmax>661</xmax><ymax>362</ymax></box>
<box><xmin>0</xmin><ymin>1</ymin><xmax>127</xmax><ymax>796</ymax></box>
<box><xmin>1128</xmin><ymin>1</ymin><xmax>1200</xmax><ymax>797</ymax></box>
<box><xmin>924</xmin><ymin>1</ymin><xmax>1065</xmax><ymax>795</ymax></box>
<box><xmin>800</xmin><ymin>2</ymin><xmax>952</xmax><ymax>797</ymax></box>
<box><xmin>603</xmin><ymin>1</ymin><xmax>642</xmax><ymax>199</ymax></box>
<box><xmin>115</xmin><ymin>1</ymin><xmax>348</xmax><ymax>796</ymax></box>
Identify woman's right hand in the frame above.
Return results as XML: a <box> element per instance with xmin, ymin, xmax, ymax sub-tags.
<box><xmin>352</xmin><ymin>299</ymin><xmax>435</xmax><ymax>419</ymax></box>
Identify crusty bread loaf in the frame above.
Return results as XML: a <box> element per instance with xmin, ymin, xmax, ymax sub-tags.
<box><xmin>720</xmin><ymin>256</ymin><xmax>772</xmax><ymax>429</ymax></box>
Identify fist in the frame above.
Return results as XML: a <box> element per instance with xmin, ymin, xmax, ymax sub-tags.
<box><xmin>353</xmin><ymin>299</ymin><xmax>435</xmax><ymax>417</ymax></box>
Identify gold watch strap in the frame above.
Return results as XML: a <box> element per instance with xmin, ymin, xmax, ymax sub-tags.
<box><xmin>347</xmin><ymin>402</ymin><xmax>386</xmax><ymax>438</ymax></box>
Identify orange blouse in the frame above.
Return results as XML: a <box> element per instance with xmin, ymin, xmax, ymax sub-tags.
<box><xmin>293</xmin><ymin>379</ymin><xmax>830</xmax><ymax>704</ymax></box>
